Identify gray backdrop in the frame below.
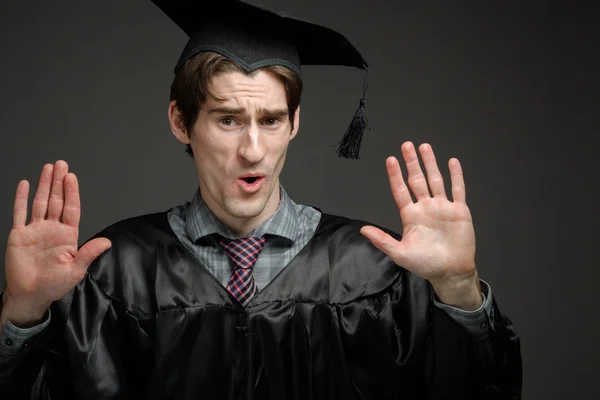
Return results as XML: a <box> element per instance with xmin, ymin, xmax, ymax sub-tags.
<box><xmin>1</xmin><ymin>0</ymin><xmax>598</xmax><ymax>398</ymax></box>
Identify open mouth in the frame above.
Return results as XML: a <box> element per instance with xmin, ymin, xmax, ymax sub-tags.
<box><xmin>237</xmin><ymin>175</ymin><xmax>265</xmax><ymax>192</ymax></box>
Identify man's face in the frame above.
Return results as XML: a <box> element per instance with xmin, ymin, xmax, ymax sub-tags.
<box><xmin>170</xmin><ymin>70</ymin><xmax>299</xmax><ymax>232</ymax></box>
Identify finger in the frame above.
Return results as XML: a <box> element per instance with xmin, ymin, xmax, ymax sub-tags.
<box><xmin>419</xmin><ymin>143</ymin><xmax>447</xmax><ymax>199</ymax></box>
<box><xmin>449</xmin><ymin>158</ymin><xmax>466</xmax><ymax>203</ymax></box>
<box><xmin>360</xmin><ymin>226</ymin><xmax>407</xmax><ymax>266</ymax></box>
<box><xmin>386</xmin><ymin>156</ymin><xmax>413</xmax><ymax>209</ymax></box>
<box><xmin>13</xmin><ymin>180</ymin><xmax>30</xmax><ymax>228</ymax></box>
<box><xmin>74</xmin><ymin>238</ymin><xmax>112</xmax><ymax>271</ymax></box>
<box><xmin>47</xmin><ymin>161</ymin><xmax>69</xmax><ymax>221</ymax></box>
<box><xmin>31</xmin><ymin>164</ymin><xmax>54</xmax><ymax>222</ymax></box>
<box><xmin>401</xmin><ymin>141</ymin><xmax>430</xmax><ymax>200</ymax></box>
<box><xmin>62</xmin><ymin>173</ymin><xmax>81</xmax><ymax>227</ymax></box>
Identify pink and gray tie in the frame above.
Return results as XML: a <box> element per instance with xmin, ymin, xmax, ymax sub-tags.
<box><xmin>219</xmin><ymin>236</ymin><xmax>267</xmax><ymax>306</ymax></box>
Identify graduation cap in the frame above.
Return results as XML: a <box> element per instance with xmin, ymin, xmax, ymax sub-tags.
<box><xmin>151</xmin><ymin>0</ymin><xmax>369</xmax><ymax>159</ymax></box>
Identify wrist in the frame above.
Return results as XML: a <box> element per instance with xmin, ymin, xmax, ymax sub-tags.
<box><xmin>430</xmin><ymin>272</ymin><xmax>482</xmax><ymax>311</ymax></box>
<box><xmin>1</xmin><ymin>291</ymin><xmax>51</xmax><ymax>329</ymax></box>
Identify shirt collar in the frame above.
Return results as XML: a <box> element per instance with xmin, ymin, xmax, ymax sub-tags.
<box><xmin>185</xmin><ymin>185</ymin><xmax>300</xmax><ymax>242</ymax></box>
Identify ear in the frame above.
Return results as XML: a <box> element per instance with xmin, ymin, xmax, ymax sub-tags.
<box><xmin>289</xmin><ymin>106</ymin><xmax>300</xmax><ymax>141</ymax></box>
<box><xmin>168</xmin><ymin>100</ymin><xmax>191</xmax><ymax>145</ymax></box>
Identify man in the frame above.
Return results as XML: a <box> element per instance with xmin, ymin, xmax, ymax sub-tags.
<box><xmin>0</xmin><ymin>0</ymin><xmax>522</xmax><ymax>398</ymax></box>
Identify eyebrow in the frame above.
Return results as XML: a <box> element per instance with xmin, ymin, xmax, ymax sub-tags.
<box><xmin>262</xmin><ymin>108</ymin><xmax>289</xmax><ymax>118</ymax></box>
<box><xmin>207</xmin><ymin>106</ymin><xmax>245</xmax><ymax>115</ymax></box>
<box><xmin>207</xmin><ymin>106</ymin><xmax>289</xmax><ymax>118</ymax></box>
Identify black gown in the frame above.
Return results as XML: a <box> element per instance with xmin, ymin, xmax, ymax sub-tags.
<box><xmin>0</xmin><ymin>212</ymin><xmax>522</xmax><ymax>399</ymax></box>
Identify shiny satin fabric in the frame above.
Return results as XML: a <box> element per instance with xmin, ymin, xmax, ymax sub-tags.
<box><xmin>0</xmin><ymin>213</ymin><xmax>522</xmax><ymax>399</ymax></box>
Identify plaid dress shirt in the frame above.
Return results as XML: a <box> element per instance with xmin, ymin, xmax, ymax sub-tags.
<box><xmin>167</xmin><ymin>185</ymin><xmax>321</xmax><ymax>290</ymax></box>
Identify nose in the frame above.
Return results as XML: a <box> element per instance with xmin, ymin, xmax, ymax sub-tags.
<box><xmin>238</xmin><ymin>122</ymin><xmax>266</xmax><ymax>164</ymax></box>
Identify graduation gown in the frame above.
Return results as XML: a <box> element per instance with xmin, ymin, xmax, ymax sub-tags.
<box><xmin>0</xmin><ymin>212</ymin><xmax>522</xmax><ymax>399</ymax></box>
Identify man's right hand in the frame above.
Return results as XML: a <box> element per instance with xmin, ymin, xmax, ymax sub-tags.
<box><xmin>1</xmin><ymin>161</ymin><xmax>111</xmax><ymax>330</ymax></box>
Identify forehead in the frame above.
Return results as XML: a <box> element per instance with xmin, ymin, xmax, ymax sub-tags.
<box><xmin>208</xmin><ymin>70</ymin><xmax>287</xmax><ymax>106</ymax></box>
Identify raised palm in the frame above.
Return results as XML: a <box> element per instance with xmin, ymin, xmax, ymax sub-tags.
<box><xmin>4</xmin><ymin>161</ymin><xmax>111</xmax><ymax>312</ymax></box>
<box><xmin>360</xmin><ymin>142</ymin><xmax>476</xmax><ymax>287</ymax></box>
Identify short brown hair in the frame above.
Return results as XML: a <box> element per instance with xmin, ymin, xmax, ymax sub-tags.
<box><xmin>170</xmin><ymin>52</ymin><xmax>303</xmax><ymax>158</ymax></box>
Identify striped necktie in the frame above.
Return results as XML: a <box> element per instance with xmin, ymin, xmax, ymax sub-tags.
<box><xmin>219</xmin><ymin>236</ymin><xmax>267</xmax><ymax>306</ymax></box>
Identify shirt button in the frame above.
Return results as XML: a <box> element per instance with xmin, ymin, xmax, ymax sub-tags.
<box><xmin>5</xmin><ymin>338</ymin><xmax>14</xmax><ymax>346</ymax></box>
<box><xmin>480</xmin><ymin>321</ymin><xmax>488</xmax><ymax>330</ymax></box>
<box><xmin>22</xmin><ymin>340</ymin><xmax>31</xmax><ymax>348</ymax></box>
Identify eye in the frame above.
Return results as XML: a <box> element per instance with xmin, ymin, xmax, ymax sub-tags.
<box><xmin>264</xmin><ymin>117</ymin><xmax>282</xmax><ymax>126</ymax></box>
<box><xmin>219</xmin><ymin>117</ymin><xmax>237</xmax><ymax>127</ymax></box>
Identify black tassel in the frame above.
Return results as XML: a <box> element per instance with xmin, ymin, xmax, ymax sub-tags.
<box><xmin>336</xmin><ymin>67</ymin><xmax>369</xmax><ymax>160</ymax></box>
<box><xmin>336</xmin><ymin>98</ymin><xmax>368</xmax><ymax>159</ymax></box>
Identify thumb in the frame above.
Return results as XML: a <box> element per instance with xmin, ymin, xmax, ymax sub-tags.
<box><xmin>360</xmin><ymin>226</ymin><xmax>406</xmax><ymax>265</ymax></box>
<box><xmin>74</xmin><ymin>237</ymin><xmax>112</xmax><ymax>270</ymax></box>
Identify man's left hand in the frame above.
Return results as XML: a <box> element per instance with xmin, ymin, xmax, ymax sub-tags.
<box><xmin>360</xmin><ymin>141</ymin><xmax>482</xmax><ymax>311</ymax></box>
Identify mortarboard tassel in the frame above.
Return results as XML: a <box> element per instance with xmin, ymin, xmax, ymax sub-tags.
<box><xmin>336</xmin><ymin>67</ymin><xmax>369</xmax><ymax>160</ymax></box>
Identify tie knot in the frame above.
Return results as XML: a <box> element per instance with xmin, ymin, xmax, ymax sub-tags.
<box><xmin>219</xmin><ymin>236</ymin><xmax>267</xmax><ymax>270</ymax></box>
